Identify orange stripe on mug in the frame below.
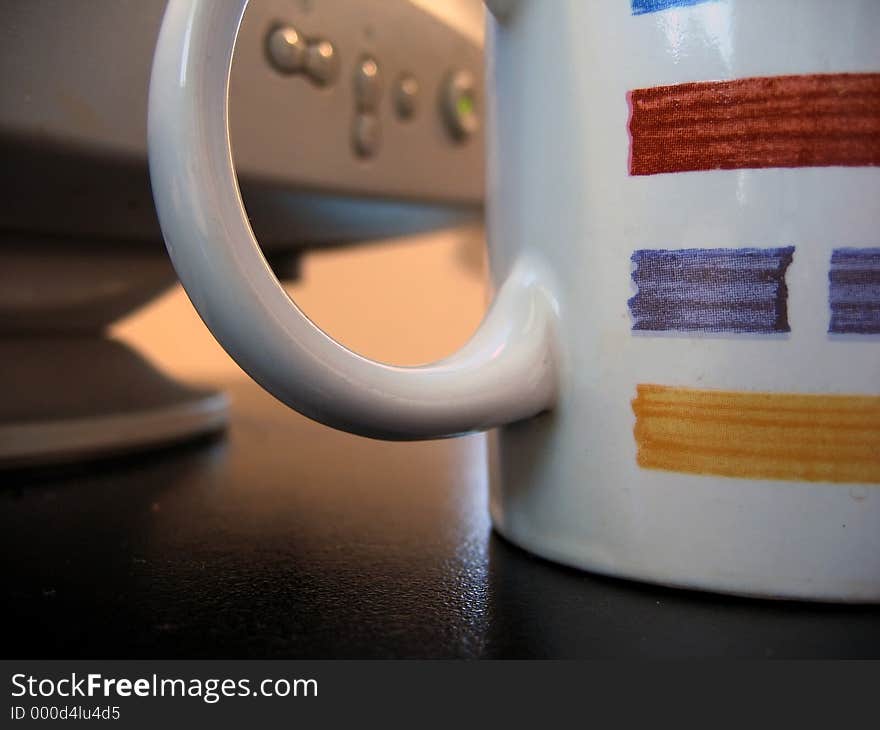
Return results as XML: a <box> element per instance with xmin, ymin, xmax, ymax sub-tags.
<box><xmin>628</xmin><ymin>73</ymin><xmax>880</xmax><ymax>175</ymax></box>
<box><xmin>632</xmin><ymin>384</ymin><xmax>880</xmax><ymax>483</ymax></box>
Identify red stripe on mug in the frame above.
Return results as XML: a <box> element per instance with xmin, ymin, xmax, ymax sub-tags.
<box><xmin>628</xmin><ymin>72</ymin><xmax>880</xmax><ymax>176</ymax></box>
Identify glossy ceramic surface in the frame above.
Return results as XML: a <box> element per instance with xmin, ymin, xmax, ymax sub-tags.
<box><xmin>148</xmin><ymin>0</ymin><xmax>556</xmax><ymax>440</ymax></box>
<box><xmin>149</xmin><ymin>0</ymin><xmax>880</xmax><ymax>600</ymax></box>
<box><xmin>484</xmin><ymin>0</ymin><xmax>880</xmax><ymax>601</ymax></box>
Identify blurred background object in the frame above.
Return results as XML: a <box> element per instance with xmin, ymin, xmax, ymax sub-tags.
<box><xmin>0</xmin><ymin>0</ymin><xmax>486</xmax><ymax>466</ymax></box>
<box><xmin>116</xmin><ymin>223</ymin><xmax>488</xmax><ymax>381</ymax></box>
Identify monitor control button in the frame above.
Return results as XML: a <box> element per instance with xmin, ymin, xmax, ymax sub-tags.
<box><xmin>353</xmin><ymin>113</ymin><xmax>381</xmax><ymax>158</ymax></box>
<box><xmin>393</xmin><ymin>73</ymin><xmax>420</xmax><ymax>120</ymax></box>
<box><xmin>441</xmin><ymin>69</ymin><xmax>478</xmax><ymax>141</ymax></box>
<box><xmin>266</xmin><ymin>25</ymin><xmax>307</xmax><ymax>74</ymax></box>
<box><xmin>354</xmin><ymin>56</ymin><xmax>382</xmax><ymax>111</ymax></box>
<box><xmin>305</xmin><ymin>40</ymin><xmax>339</xmax><ymax>86</ymax></box>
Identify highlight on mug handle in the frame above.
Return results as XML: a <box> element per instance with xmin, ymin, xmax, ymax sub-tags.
<box><xmin>147</xmin><ymin>0</ymin><xmax>558</xmax><ymax>440</ymax></box>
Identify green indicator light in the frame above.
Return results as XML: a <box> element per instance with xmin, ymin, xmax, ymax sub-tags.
<box><xmin>456</xmin><ymin>93</ymin><xmax>474</xmax><ymax>118</ymax></box>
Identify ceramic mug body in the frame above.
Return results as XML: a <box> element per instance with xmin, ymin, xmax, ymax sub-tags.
<box><xmin>486</xmin><ymin>0</ymin><xmax>880</xmax><ymax>600</ymax></box>
<box><xmin>148</xmin><ymin>0</ymin><xmax>880</xmax><ymax>602</ymax></box>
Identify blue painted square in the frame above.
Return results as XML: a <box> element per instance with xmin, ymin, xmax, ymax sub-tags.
<box><xmin>829</xmin><ymin>248</ymin><xmax>880</xmax><ymax>334</ymax></box>
<box><xmin>632</xmin><ymin>0</ymin><xmax>716</xmax><ymax>15</ymax></box>
<box><xmin>629</xmin><ymin>247</ymin><xmax>794</xmax><ymax>334</ymax></box>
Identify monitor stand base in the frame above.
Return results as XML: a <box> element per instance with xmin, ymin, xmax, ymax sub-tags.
<box><xmin>0</xmin><ymin>336</ymin><xmax>228</xmax><ymax>469</ymax></box>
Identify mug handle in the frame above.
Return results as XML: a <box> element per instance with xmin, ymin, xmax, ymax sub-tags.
<box><xmin>148</xmin><ymin>0</ymin><xmax>557</xmax><ymax>440</ymax></box>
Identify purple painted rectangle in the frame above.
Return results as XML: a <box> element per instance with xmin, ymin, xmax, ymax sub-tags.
<box><xmin>829</xmin><ymin>247</ymin><xmax>880</xmax><ymax>334</ymax></box>
<box><xmin>629</xmin><ymin>247</ymin><xmax>794</xmax><ymax>334</ymax></box>
<box><xmin>631</xmin><ymin>0</ymin><xmax>715</xmax><ymax>15</ymax></box>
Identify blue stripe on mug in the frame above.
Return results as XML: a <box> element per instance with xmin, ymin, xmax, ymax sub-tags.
<box><xmin>629</xmin><ymin>247</ymin><xmax>795</xmax><ymax>334</ymax></box>
<box><xmin>631</xmin><ymin>0</ymin><xmax>716</xmax><ymax>15</ymax></box>
<box><xmin>829</xmin><ymin>247</ymin><xmax>880</xmax><ymax>334</ymax></box>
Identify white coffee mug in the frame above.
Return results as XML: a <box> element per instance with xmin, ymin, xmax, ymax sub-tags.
<box><xmin>149</xmin><ymin>0</ymin><xmax>880</xmax><ymax>601</ymax></box>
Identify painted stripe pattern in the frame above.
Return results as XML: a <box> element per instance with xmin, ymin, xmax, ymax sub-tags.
<box><xmin>632</xmin><ymin>384</ymin><xmax>880</xmax><ymax>483</ymax></box>
<box><xmin>628</xmin><ymin>73</ymin><xmax>880</xmax><ymax>176</ymax></box>
<box><xmin>829</xmin><ymin>247</ymin><xmax>880</xmax><ymax>334</ymax></box>
<box><xmin>631</xmin><ymin>0</ymin><xmax>715</xmax><ymax>14</ymax></box>
<box><xmin>628</xmin><ymin>247</ymin><xmax>794</xmax><ymax>333</ymax></box>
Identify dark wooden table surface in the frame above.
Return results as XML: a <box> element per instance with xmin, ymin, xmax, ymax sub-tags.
<box><xmin>3</xmin><ymin>378</ymin><xmax>880</xmax><ymax>659</ymax></box>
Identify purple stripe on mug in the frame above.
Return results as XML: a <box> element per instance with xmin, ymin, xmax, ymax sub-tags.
<box><xmin>629</xmin><ymin>247</ymin><xmax>795</xmax><ymax>334</ymax></box>
<box><xmin>829</xmin><ymin>247</ymin><xmax>880</xmax><ymax>334</ymax></box>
